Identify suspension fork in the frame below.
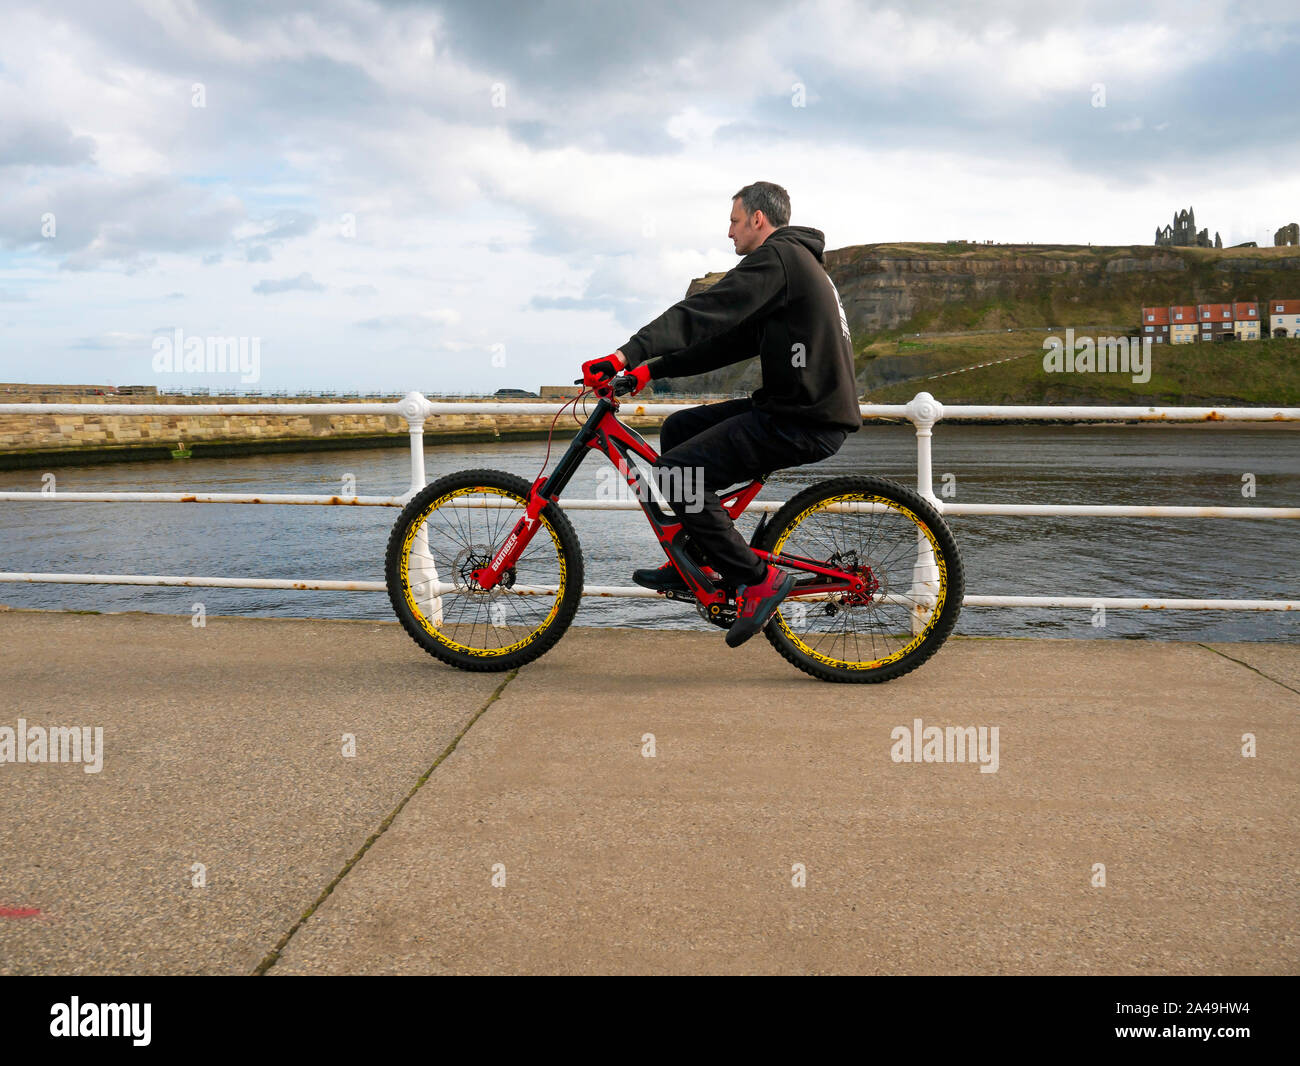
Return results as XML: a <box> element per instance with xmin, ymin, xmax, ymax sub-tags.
<box><xmin>469</xmin><ymin>486</ymin><xmax>547</xmax><ymax>591</ymax></box>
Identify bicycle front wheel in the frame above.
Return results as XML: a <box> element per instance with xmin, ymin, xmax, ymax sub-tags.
<box><xmin>385</xmin><ymin>469</ymin><xmax>583</xmax><ymax>671</ymax></box>
<box><xmin>755</xmin><ymin>476</ymin><xmax>964</xmax><ymax>684</ymax></box>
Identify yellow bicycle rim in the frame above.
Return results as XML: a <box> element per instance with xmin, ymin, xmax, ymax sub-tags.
<box><xmin>771</xmin><ymin>493</ymin><xmax>948</xmax><ymax>671</ymax></box>
<box><xmin>399</xmin><ymin>485</ymin><xmax>567</xmax><ymax>658</ymax></box>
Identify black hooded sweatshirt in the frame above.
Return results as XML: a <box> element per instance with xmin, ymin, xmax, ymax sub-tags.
<box><xmin>619</xmin><ymin>226</ymin><xmax>861</xmax><ymax>431</ymax></box>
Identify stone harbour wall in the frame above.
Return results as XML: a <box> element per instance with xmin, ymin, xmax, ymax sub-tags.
<box><xmin>0</xmin><ymin>386</ymin><xmax>667</xmax><ymax>469</ymax></box>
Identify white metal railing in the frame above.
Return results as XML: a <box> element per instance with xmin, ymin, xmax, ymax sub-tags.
<box><xmin>0</xmin><ymin>390</ymin><xmax>1298</xmax><ymax>612</ymax></box>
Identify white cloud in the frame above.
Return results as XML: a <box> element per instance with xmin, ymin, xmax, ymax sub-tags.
<box><xmin>251</xmin><ymin>272</ymin><xmax>326</xmax><ymax>294</ymax></box>
<box><xmin>0</xmin><ymin>0</ymin><xmax>1296</xmax><ymax>392</ymax></box>
<box><xmin>72</xmin><ymin>330</ymin><xmax>152</xmax><ymax>349</ymax></box>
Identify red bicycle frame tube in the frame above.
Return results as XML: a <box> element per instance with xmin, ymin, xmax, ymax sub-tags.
<box><xmin>471</xmin><ymin>383</ymin><xmax>867</xmax><ymax>601</ymax></box>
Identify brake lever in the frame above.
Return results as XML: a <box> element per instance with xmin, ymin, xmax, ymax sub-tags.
<box><xmin>574</xmin><ymin>375</ymin><xmax>629</xmax><ymax>394</ymax></box>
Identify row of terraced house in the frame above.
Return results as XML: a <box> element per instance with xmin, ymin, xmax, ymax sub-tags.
<box><xmin>1140</xmin><ymin>300</ymin><xmax>1300</xmax><ymax>343</ymax></box>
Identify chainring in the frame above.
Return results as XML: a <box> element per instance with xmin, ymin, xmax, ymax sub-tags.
<box><xmin>662</xmin><ymin>587</ymin><xmax>737</xmax><ymax>629</ymax></box>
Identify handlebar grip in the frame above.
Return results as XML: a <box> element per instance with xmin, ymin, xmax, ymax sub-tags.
<box><xmin>612</xmin><ymin>374</ymin><xmax>635</xmax><ymax>395</ymax></box>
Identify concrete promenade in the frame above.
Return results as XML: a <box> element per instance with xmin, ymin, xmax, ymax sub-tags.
<box><xmin>0</xmin><ymin>609</ymin><xmax>1295</xmax><ymax>975</ymax></box>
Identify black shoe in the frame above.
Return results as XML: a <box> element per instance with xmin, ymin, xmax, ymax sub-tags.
<box><xmin>725</xmin><ymin>565</ymin><xmax>797</xmax><ymax>648</ymax></box>
<box><xmin>632</xmin><ymin>561</ymin><xmax>721</xmax><ymax>593</ymax></box>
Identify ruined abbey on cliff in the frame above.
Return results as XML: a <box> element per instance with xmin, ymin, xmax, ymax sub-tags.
<box><xmin>1154</xmin><ymin>207</ymin><xmax>1221</xmax><ymax>249</ymax></box>
<box><xmin>1153</xmin><ymin>207</ymin><xmax>1300</xmax><ymax>248</ymax></box>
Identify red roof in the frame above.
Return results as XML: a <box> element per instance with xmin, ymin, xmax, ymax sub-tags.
<box><xmin>1141</xmin><ymin>306</ymin><xmax>1169</xmax><ymax>324</ymax></box>
<box><xmin>1197</xmin><ymin>303</ymin><xmax>1234</xmax><ymax>321</ymax></box>
<box><xmin>1168</xmin><ymin>305</ymin><xmax>1196</xmax><ymax>320</ymax></box>
<box><xmin>1269</xmin><ymin>299</ymin><xmax>1300</xmax><ymax>314</ymax></box>
<box><xmin>1232</xmin><ymin>301</ymin><xmax>1258</xmax><ymax>318</ymax></box>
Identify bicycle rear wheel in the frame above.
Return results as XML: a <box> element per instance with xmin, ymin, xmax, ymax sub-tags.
<box><xmin>385</xmin><ymin>469</ymin><xmax>583</xmax><ymax>671</ymax></box>
<box><xmin>755</xmin><ymin>476</ymin><xmax>963</xmax><ymax>684</ymax></box>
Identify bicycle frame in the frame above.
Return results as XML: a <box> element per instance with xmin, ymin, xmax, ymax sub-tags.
<box><xmin>470</xmin><ymin>383</ymin><xmax>874</xmax><ymax>607</ymax></box>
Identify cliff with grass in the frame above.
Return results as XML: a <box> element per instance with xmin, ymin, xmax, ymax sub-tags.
<box><xmin>657</xmin><ymin>243</ymin><xmax>1300</xmax><ymax>404</ymax></box>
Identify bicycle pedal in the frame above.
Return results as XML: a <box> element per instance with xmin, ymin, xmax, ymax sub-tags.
<box><xmin>695</xmin><ymin>598</ymin><xmax>737</xmax><ymax>630</ymax></box>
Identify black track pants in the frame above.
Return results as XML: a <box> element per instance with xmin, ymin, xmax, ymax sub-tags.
<box><xmin>652</xmin><ymin>398</ymin><xmax>847</xmax><ymax>585</ymax></box>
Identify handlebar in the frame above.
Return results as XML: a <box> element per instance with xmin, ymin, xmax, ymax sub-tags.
<box><xmin>572</xmin><ymin>373</ymin><xmax>636</xmax><ymax>396</ymax></box>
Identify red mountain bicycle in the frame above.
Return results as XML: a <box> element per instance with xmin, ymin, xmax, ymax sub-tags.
<box><xmin>385</xmin><ymin>373</ymin><xmax>963</xmax><ymax>682</ymax></box>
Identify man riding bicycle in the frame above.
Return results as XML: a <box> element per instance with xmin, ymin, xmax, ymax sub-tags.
<box><xmin>581</xmin><ymin>181</ymin><xmax>862</xmax><ymax>648</ymax></box>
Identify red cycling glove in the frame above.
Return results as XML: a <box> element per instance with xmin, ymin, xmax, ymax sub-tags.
<box><xmin>625</xmin><ymin>363</ymin><xmax>651</xmax><ymax>395</ymax></box>
<box><xmin>581</xmin><ymin>353</ymin><xmax>625</xmax><ymax>386</ymax></box>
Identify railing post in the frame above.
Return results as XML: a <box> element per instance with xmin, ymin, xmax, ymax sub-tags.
<box><xmin>397</xmin><ymin>391</ymin><xmax>443</xmax><ymax>622</ymax></box>
<box><xmin>398</xmin><ymin>391</ymin><xmax>433</xmax><ymax>500</ymax></box>
<box><xmin>906</xmin><ymin>392</ymin><xmax>945</xmax><ymax>635</ymax></box>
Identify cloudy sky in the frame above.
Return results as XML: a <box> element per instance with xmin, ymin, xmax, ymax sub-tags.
<box><xmin>1</xmin><ymin>0</ymin><xmax>1297</xmax><ymax>393</ymax></box>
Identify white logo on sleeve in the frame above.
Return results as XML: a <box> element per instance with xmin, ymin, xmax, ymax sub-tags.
<box><xmin>826</xmin><ymin>275</ymin><xmax>851</xmax><ymax>342</ymax></box>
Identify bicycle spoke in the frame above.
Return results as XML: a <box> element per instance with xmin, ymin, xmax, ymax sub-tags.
<box><xmin>399</xmin><ymin>486</ymin><xmax>567</xmax><ymax>656</ymax></box>
<box><xmin>776</xmin><ymin>492</ymin><xmax>951</xmax><ymax>669</ymax></box>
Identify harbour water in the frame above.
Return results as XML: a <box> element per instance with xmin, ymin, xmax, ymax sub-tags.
<box><xmin>1</xmin><ymin>424</ymin><xmax>1296</xmax><ymax>642</ymax></box>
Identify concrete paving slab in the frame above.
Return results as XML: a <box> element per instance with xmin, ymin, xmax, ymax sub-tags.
<box><xmin>0</xmin><ymin>610</ymin><xmax>505</xmax><ymax>975</ymax></box>
<box><xmin>270</xmin><ymin>631</ymin><xmax>1299</xmax><ymax>975</ymax></box>
<box><xmin>1205</xmin><ymin>642</ymin><xmax>1300</xmax><ymax>694</ymax></box>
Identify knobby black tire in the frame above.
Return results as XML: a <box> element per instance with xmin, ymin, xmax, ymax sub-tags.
<box><xmin>755</xmin><ymin>475</ymin><xmax>964</xmax><ymax>684</ymax></box>
<box><xmin>385</xmin><ymin>469</ymin><xmax>584</xmax><ymax>672</ymax></box>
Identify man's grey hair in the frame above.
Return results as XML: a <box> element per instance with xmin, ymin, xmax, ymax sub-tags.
<box><xmin>732</xmin><ymin>182</ymin><xmax>790</xmax><ymax>228</ymax></box>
